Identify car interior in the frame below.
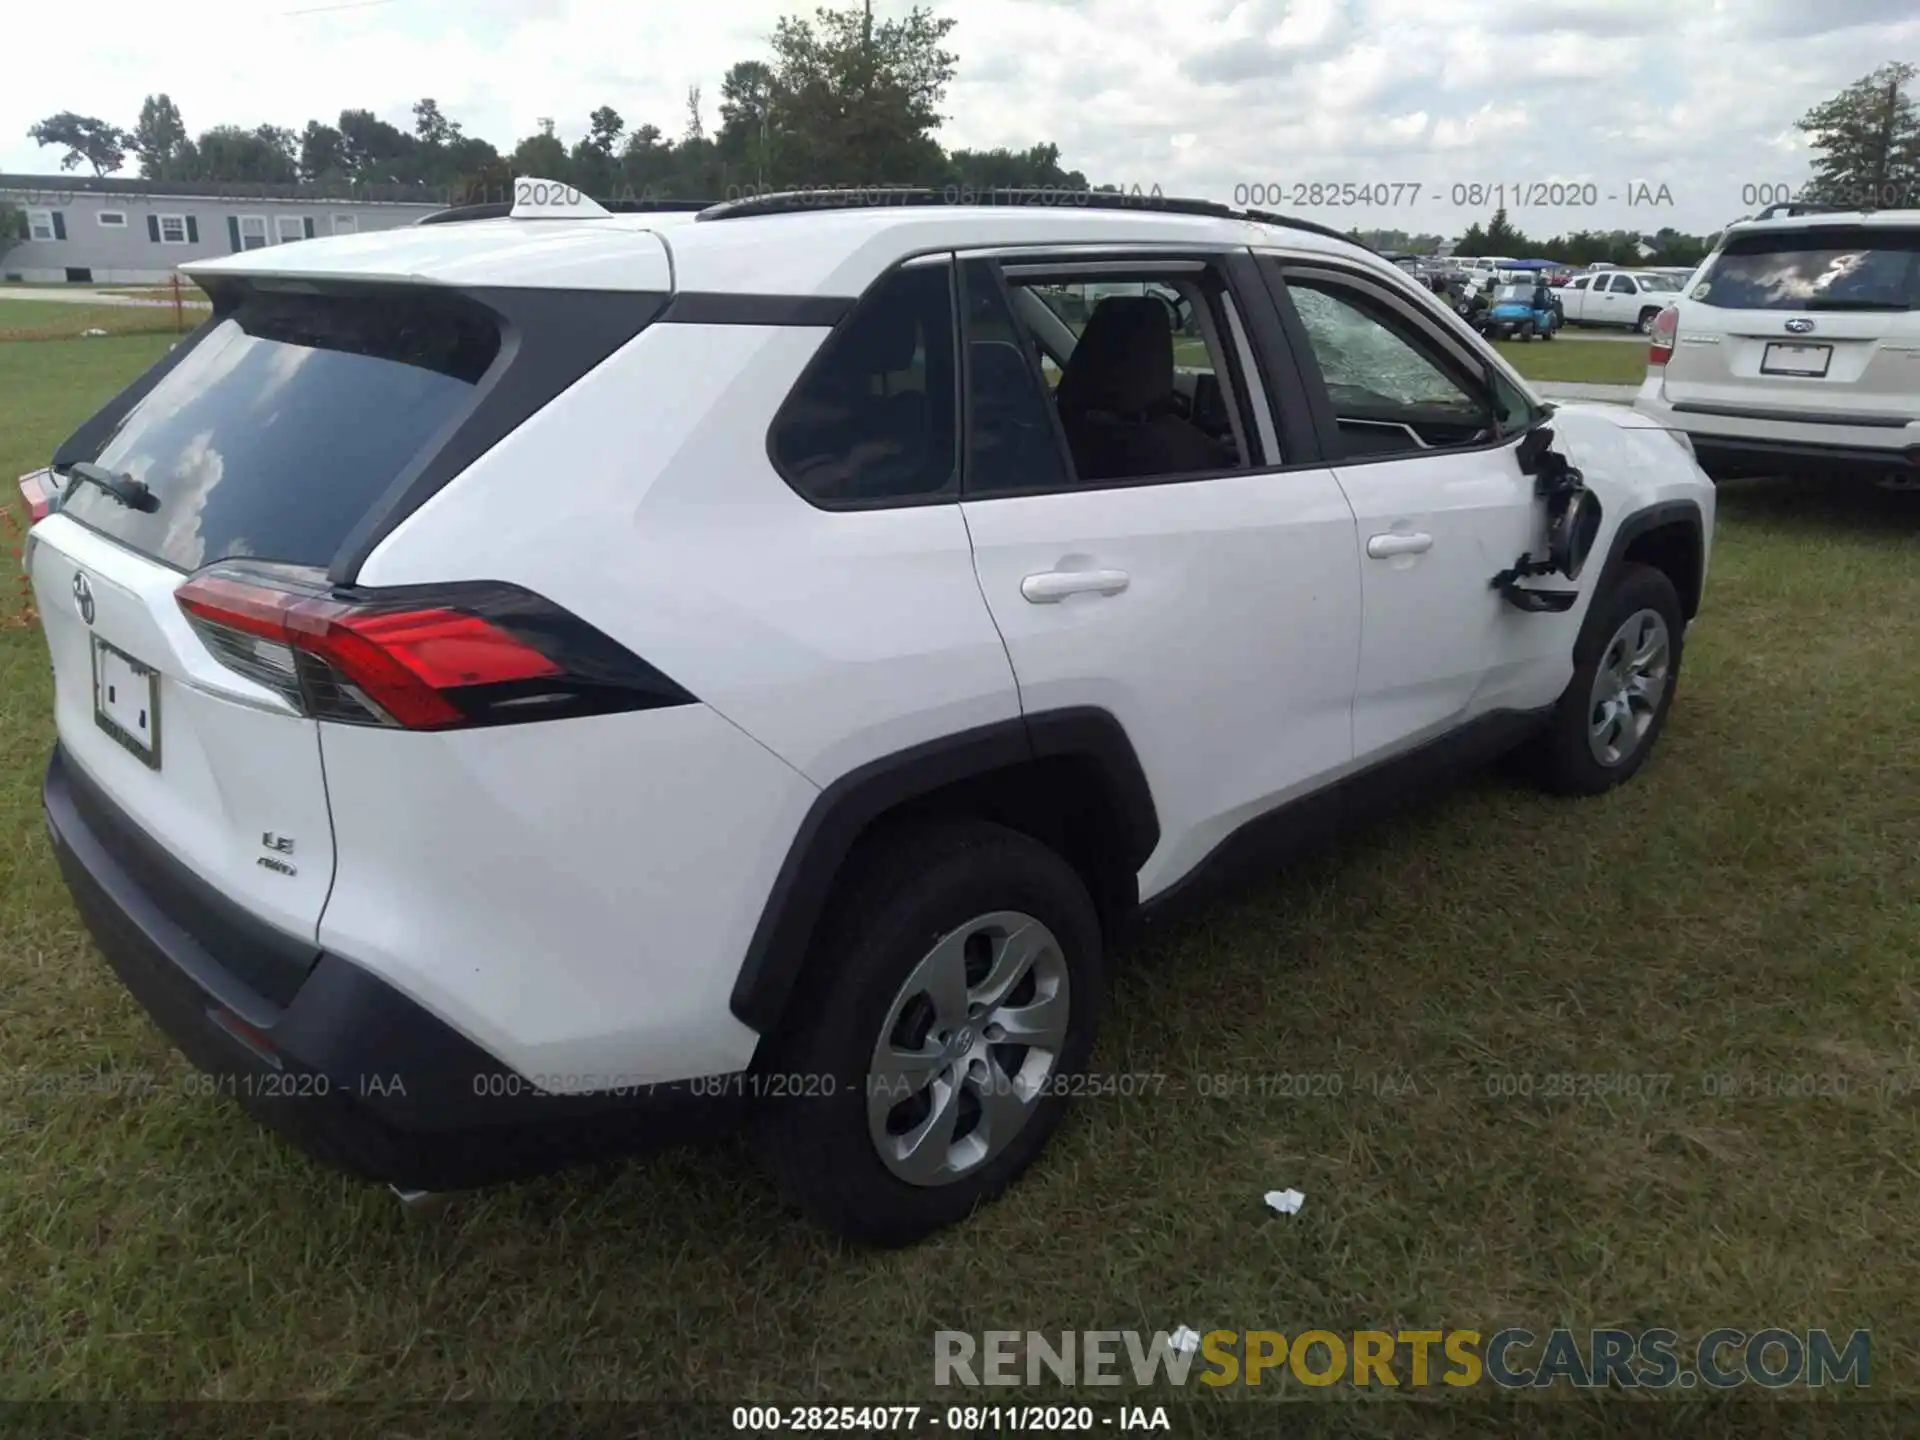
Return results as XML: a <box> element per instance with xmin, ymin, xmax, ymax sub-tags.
<box><xmin>1008</xmin><ymin>278</ymin><xmax>1248</xmax><ymax>480</ymax></box>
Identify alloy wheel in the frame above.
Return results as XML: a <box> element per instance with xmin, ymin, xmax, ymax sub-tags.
<box><xmin>867</xmin><ymin>911</ymin><xmax>1069</xmax><ymax>1187</ymax></box>
<box><xmin>1587</xmin><ymin>607</ymin><xmax>1671</xmax><ymax>766</ymax></box>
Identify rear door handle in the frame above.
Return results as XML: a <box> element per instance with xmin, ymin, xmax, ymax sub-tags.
<box><xmin>1366</xmin><ymin>532</ymin><xmax>1433</xmax><ymax>559</ymax></box>
<box><xmin>1020</xmin><ymin>568</ymin><xmax>1131</xmax><ymax>603</ymax></box>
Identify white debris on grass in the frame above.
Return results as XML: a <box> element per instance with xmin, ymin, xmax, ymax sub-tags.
<box><xmin>1264</xmin><ymin>1187</ymin><xmax>1306</xmax><ymax>1216</ymax></box>
<box><xmin>1168</xmin><ymin>1326</ymin><xmax>1202</xmax><ymax>1355</ymax></box>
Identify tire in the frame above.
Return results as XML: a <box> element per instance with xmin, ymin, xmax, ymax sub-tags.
<box><xmin>1522</xmin><ymin>562</ymin><xmax>1685</xmax><ymax>797</ymax></box>
<box><xmin>1541</xmin><ymin>324</ymin><xmax>1556</xmax><ymax>342</ymax></box>
<box><xmin>750</xmin><ymin>820</ymin><xmax>1104</xmax><ymax>1246</ymax></box>
<box><xmin>1637</xmin><ymin>308</ymin><xmax>1661</xmax><ymax>335</ymax></box>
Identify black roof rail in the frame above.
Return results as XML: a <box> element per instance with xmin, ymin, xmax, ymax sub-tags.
<box><xmin>1748</xmin><ymin>200</ymin><xmax>1859</xmax><ymax>222</ymax></box>
<box><xmin>416</xmin><ymin>198</ymin><xmax>718</xmax><ymax>226</ymax></box>
<box><xmin>1238</xmin><ymin>208</ymin><xmax>1378</xmax><ymax>254</ymax></box>
<box><xmin>688</xmin><ymin>186</ymin><xmax>1380</xmax><ymax>253</ymax></box>
<box><xmin>693</xmin><ymin>187</ymin><xmax>1234</xmax><ymax>221</ymax></box>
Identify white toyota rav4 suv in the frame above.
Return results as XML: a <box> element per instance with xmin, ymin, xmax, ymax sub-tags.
<box><xmin>1636</xmin><ymin>206</ymin><xmax>1920</xmax><ymax>481</ymax></box>
<box><xmin>24</xmin><ymin>184</ymin><xmax>1714</xmax><ymax>1245</ymax></box>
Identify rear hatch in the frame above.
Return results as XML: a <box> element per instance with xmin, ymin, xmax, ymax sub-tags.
<box><xmin>28</xmin><ymin>284</ymin><xmax>513</xmax><ymax>1004</ymax></box>
<box><xmin>1658</xmin><ymin>221</ymin><xmax>1920</xmax><ymax>424</ymax></box>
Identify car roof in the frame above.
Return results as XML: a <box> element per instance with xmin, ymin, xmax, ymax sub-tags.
<box><xmin>182</xmin><ymin>199</ymin><xmax>1393</xmax><ymax>297</ymax></box>
<box><xmin>1725</xmin><ymin>207</ymin><xmax>1920</xmax><ymax>236</ymax></box>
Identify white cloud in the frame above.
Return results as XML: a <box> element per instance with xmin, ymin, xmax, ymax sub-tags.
<box><xmin>4</xmin><ymin>0</ymin><xmax>1917</xmax><ymax>235</ymax></box>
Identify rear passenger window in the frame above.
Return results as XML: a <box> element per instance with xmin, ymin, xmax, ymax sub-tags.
<box><xmin>768</xmin><ymin>263</ymin><xmax>958</xmax><ymax>506</ymax></box>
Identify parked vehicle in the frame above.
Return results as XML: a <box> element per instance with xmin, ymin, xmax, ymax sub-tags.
<box><xmin>1459</xmin><ymin>256</ymin><xmax>1517</xmax><ymax>290</ymax></box>
<box><xmin>1636</xmin><ymin>207</ymin><xmax>1920</xmax><ymax>482</ymax></box>
<box><xmin>24</xmin><ymin>182</ymin><xmax>1714</xmax><ymax>1245</ymax></box>
<box><xmin>1560</xmin><ymin>270</ymin><xmax>1687</xmax><ymax>333</ymax></box>
<box><xmin>1479</xmin><ymin>281</ymin><xmax>1561</xmax><ymax>341</ymax></box>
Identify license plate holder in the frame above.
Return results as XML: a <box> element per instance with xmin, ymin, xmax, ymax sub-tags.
<box><xmin>92</xmin><ymin>635</ymin><xmax>162</xmax><ymax>768</ymax></box>
<box><xmin>1761</xmin><ymin>342</ymin><xmax>1832</xmax><ymax>377</ymax></box>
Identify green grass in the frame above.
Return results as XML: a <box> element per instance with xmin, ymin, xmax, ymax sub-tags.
<box><xmin>3</xmin><ymin>336</ymin><xmax>1919</xmax><ymax>1405</ymax></box>
<box><xmin>0</xmin><ymin>299</ymin><xmax>198</xmax><ymax>343</ymax></box>
<box><xmin>1494</xmin><ymin>336</ymin><xmax>1650</xmax><ymax>386</ymax></box>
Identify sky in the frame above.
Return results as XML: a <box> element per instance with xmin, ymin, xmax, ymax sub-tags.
<box><xmin>4</xmin><ymin>0</ymin><xmax>1918</xmax><ymax>238</ymax></box>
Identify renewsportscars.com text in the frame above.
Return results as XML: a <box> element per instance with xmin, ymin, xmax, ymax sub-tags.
<box><xmin>935</xmin><ymin>1327</ymin><xmax>1869</xmax><ymax>1390</ymax></box>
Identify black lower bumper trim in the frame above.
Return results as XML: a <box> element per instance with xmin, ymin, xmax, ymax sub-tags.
<box><xmin>44</xmin><ymin>743</ymin><xmax>742</xmax><ymax>1191</ymax></box>
<box><xmin>1688</xmin><ymin>433</ymin><xmax>1920</xmax><ymax>478</ymax></box>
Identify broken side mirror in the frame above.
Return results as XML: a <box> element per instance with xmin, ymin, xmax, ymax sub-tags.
<box><xmin>1516</xmin><ymin>425</ymin><xmax>1555</xmax><ymax>477</ymax></box>
<box><xmin>1546</xmin><ymin>483</ymin><xmax>1603</xmax><ymax>581</ymax></box>
<box><xmin>1490</xmin><ymin>427</ymin><xmax>1602</xmax><ymax>611</ymax></box>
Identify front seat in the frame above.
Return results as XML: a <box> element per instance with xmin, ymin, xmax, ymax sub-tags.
<box><xmin>1054</xmin><ymin>297</ymin><xmax>1235</xmax><ymax>482</ymax></box>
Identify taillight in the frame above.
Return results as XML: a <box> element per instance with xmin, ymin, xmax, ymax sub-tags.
<box><xmin>1649</xmin><ymin>305</ymin><xmax>1678</xmax><ymax>366</ymax></box>
<box><xmin>18</xmin><ymin>468</ymin><xmax>59</xmax><ymax>523</ymax></box>
<box><xmin>175</xmin><ymin>561</ymin><xmax>693</xmax><ymax>730</ymax></box>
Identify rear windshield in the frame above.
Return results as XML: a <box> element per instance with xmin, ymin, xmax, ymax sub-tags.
<box><xmin>59</xmin><ymin>289</ymin><xmax>501</xmax><ymax>571</ymax></box>
<box><xmin>1694</xmin><ymin>228</ymin><xmax>1920</xmax><ymax>311</ymax></box>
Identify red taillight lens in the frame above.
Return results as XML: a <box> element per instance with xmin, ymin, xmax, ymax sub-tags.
<box><xmin>1649</xmin><ymin>305</ymin><xmax>1679</xmax><ymax>366</ymax></box>
<box><xmin>175</xmin><ymin>562</ymin><xmax>688</xmax><ymax>730</ymax></box>
<box><xmin>18</xmin><ymin>469</ymin><xmax>58</xmax><ymax>523</ymax></box>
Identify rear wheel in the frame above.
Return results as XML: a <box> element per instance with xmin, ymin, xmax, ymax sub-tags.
<box><xmin>1522</xmin><ymin>563</ymin><xmax>1684</xmax><ymax>796</ymax></box>
<box><xmin>1636</xmin><ymin>308</ymin><xmax>1661</xmax><ymax>335</ymax></box>
<box><xmin>751</xmin><ymin>821</ymin><xmax>1104</xmax><ymax>1246</ymax></box>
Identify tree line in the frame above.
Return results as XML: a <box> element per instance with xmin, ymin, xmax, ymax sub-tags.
<box><xmin>19</xmin><ymin>3</ymin><xmax>1094</xmax><ymax>203</ymax></box>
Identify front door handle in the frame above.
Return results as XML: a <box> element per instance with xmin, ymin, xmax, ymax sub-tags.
<box><xmin>1366</xmin><ymin>532</ymin><xmax>1434</xmax><ymax>559</ymax></box>
<box><xmin>1021</xmin><ymin>568</ymin><xmax>1131</xmax><ymax>603</ymax></box>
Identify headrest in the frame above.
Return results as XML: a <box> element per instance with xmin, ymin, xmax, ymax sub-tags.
<box><xmin>1055</xmin><ymin>297</ymin><xmax>1175</xmax><ymax>414</ymax></box>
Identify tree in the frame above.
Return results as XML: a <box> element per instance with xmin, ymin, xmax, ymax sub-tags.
<box><xmin>0</xmin><ymin>201</ymin><xmax>23</xmax><ymax>266</ymax></box>
<box><xmin>336</xmin><ymin>108</ymin><xmax>414</xmax><ymax>180</ymax></box>
<box><xmin>684</xmin><ymin>87</ymin><xmax>707</xmax><ymax>144</ymax></box>
<box><xmin>587</xmin><ymin>105</ymin><xmax>625</xmax><ymax>156</ymax></box>
<box><xmin>26</xmin><ymin>112</ymin><xmax>130</xmax><ymax>175</ymax></box>
<box><xmin>760</xmin><ymin>2</ymin><xmax>958</xmax><ymax>183</ymax></box>
<box><xmin>1796</xmin><ymin>62</ymin><xmax>1920</xmax><ymax>208</ymax></box>
<box><xmin>719</xmin><ymin>59</ymin><xmax>780</xmax><ymax>184</ymax></box>
<box><xmin>299</xmin><ymin>120</ymin><xmax>347</xmax><ymax>181</ymax></box>
<box><xmin>131</xmin><ymin>94</ymin><xmax>190</xmax><ymax>179</ymax></box>
<box><xmin>511</xmin><ymin>119</ymin><xmax>570</xmax><ymax>179</ymax></box>
<box><xmin>412</xmin><ymin>97</ymin><xmax>461</xmax><ymax>147</ymax></box>
<box><xmin>1482</xmin><ymin>206</ymin><xmax>1529</xmax><ymax>254</ymax></box>
<box><xmin>195</xmin><ymin>124</ymin><xmax>298</xmax><ymax>183</ymax></box>
<box><xmin>945</xmin><ymin>142</ymin><xmax>1090</xmax><ymax>191</ymax></box>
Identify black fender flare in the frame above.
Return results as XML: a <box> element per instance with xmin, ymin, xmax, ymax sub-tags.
<box><xmin>1591</xmin><ymin>498</ymin><xmax>1706</xmax><ymax>619</ymax></box>
<box><xmin>728</xmin><ymin>707</ymin><xmax>1158</xmax><ymax>1035</ymax></box>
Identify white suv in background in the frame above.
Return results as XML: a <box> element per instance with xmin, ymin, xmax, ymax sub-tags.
<box><xmin>1637</xmin><ymin>208</ymin><xmax>1920</xmax><ymax>481</ymax></box>
<box><xmin>24</xmin><ymin>184</ymin><xmax>1713</xmax><ymax>1245</ymax></box>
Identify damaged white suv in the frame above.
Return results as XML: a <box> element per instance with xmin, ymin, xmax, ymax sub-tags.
<box><xmin>25</xmin><ymin>183</ymin><xmax>1713</xmax><ymax>1245</ymax></box>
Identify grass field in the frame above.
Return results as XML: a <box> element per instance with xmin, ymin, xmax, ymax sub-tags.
<box><xmin>0</xmin><ymin>298</ymin><xmax>198</xmax><ymax>344</ymax></box>
<box><xmin>2</xmin><ymin>333</ymin><xmax>1918</xmax><ymax>1410</ymax></box>
<box><xmin>1492</xmin><ymin>336</ymin><xmax>1650</xmax><ymax>386</ymax></box>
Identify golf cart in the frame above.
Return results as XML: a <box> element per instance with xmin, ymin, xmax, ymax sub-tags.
<box><xmin>1474</xmin><ymin>260</ymin><xmax>1562</xmax><ymax>341</ymax></box>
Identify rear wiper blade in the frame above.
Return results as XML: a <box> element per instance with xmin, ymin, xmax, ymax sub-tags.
<box><xmin>66</xmin><ymin>461</ymin><xmax>157</xmax><ymax>512</ymax></box>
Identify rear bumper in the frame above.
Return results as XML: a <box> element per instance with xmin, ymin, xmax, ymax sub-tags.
<box><xmin>43</xmin><ymin>743</ymin><xmax>742</xmax><ymax>1191</ymax></box>
<box><xmin>1687</xmin><ymin>434</ymin><xmax>1920</xmax><ymax>479</ymax></box>
<box><xmin>1633</xmin><ymin>387</ymin><xmax>1920</xmax><ymax>478</ymax></box>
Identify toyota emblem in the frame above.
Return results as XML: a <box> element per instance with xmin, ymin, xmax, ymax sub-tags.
<box><xmin>1785</xmin><ymin>318</ymin><xmax>1815</xmax><ymax>334</ymax></box>
<box><xmin>71</xmin><ymin>571</ymin><xmax>95</xmax><ymax>625</ymax></box>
